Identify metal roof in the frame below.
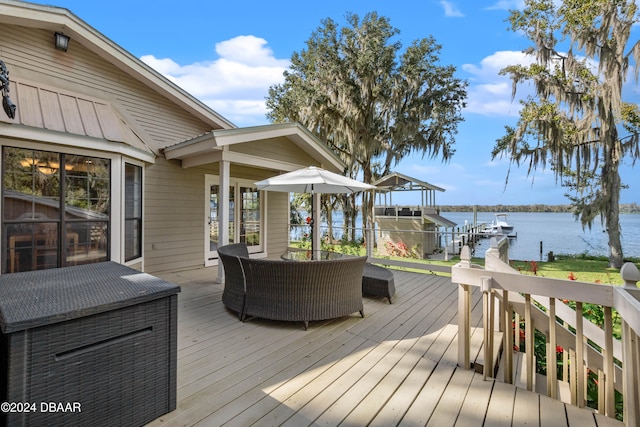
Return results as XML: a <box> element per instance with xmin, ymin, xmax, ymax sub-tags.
<box><xmin>372</xmin><ymin>172</ymin><xmax>445</xmax><ymax>192</ymax></box>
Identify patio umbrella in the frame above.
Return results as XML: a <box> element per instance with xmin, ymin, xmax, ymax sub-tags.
<box><xmin>255</xmin><ymin>166</ymin><xmax>375</xmax><ymax>194</ymax></box>
<box><xmin>255</xmin><ymin>166</ymin><xmax>375</xmax><ymax>253</ymax></box>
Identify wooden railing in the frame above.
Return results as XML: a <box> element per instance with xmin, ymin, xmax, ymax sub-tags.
<box><xmin>452</xmin><ymin>237</ymin><xmax>640</xmax><ymax>426</ymax></box>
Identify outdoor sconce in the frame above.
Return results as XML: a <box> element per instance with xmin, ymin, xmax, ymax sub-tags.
<box><xmin>54</xmin><ymin>32</ymin><xmax>70</xmax><ymax>51</ymax></box>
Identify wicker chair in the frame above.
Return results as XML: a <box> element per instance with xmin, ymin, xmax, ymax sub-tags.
<box><xmin>240</xmin><ymin>256</ymin><xmax>367</xmax><ymax>330</ymax></box>
<box><xmin>217</xmin><ymin>243</ymin><xmax>249</xmax><ymax>319</ymax></box>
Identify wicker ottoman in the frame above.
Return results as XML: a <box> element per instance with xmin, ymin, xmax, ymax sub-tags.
<box><xmin>362</xmin><ymin>263</ymin><xmax>395</xmax><ymax>304</ymax></box>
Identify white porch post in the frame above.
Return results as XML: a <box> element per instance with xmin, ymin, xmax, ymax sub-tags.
<box><xmin>216</xmin><ymin>160</ymin><xmax>231</xmax><ymax>283</ymax></box>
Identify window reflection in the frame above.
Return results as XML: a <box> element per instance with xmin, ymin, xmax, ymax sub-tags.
<box><xmin>2</xmin><ymin>147</ymin><xmax>110</xmax><ymax>273</ymax></box>
<box><xmin>240</xmin><ymin>187</ymin><xmax>260</xmax><ymax>247</ymax></box>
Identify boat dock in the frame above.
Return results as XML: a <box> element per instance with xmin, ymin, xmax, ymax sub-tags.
<box><xmin>443</xmin><ymin>221</ymin><xmax>487</xmax><ymax>256</ymax></box>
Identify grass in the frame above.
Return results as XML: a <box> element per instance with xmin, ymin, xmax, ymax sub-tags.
<box><xmin>291</xmin><ymin>240</ymin><xmax>639</xmax><ymax>286</ymax></box>
<box><xmin>424</xmin><ymin>253</ymin><xmax>639</xmax><ymax>285</ymax></box>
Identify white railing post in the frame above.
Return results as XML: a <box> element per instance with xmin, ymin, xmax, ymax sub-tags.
<box><xmin>482</xmin><ymin>276</ymin><xmax>493</xmax><ymax>379</ymax></box>
<box><xmin>575</xmin><ymin>301</ymin><xmax>585</xmax><ymax>408</ymax></box>
<box><xmin>365</xmin><ymin>226</ymin><xmax>373</xmax><ymax>259</ymax></box>
<box><xmin>621</xmin><ymin>262</ymin><xmax>640</xmax><ymax>289</ymax></box>
<box><xmin>503</xmin><ymin>289</ymin><xmax>513</xmax><ymax>384</ymax></box>
<box><xmin>524</xmin><ymin>293</ymin><xmax>534</xmax><ymax>391</ymax></box>
<box><xmin>620</xmin><ymin>262</ymin><xmax>640</xmax><ymax>426</ymax></box>
<box><xmin>457</xmin><ymin>246</ymin><xmax>472</xmax><ymax>370</ymax></box>
<box><xmin>547</xmin><ymin>297</ymin><xmax>557</xmax><ymax>399</ymax></box>
<box><xmin>603</xmin><ymin>305</ymin><xmax>615</xmax><ymax>417</ymax></box>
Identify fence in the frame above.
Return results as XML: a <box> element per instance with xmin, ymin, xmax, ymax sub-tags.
<box><xmin>289</xmin><ymin>222</ymin><xmax>485</xmax><ymax>259</ymax></box>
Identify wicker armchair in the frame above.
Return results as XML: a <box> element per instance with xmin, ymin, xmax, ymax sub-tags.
<box><xmin>217</xmin><ymin>243</ymin><xmax>249</xmax><ymax>319</ymax></box>
<box><xmin>239</xmin><ymin>256</ymin><xmax>367</xmax><ymax>330</ymax></box>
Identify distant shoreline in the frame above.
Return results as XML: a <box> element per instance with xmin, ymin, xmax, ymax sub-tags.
<box><xmin>439</xmin><ymin>204</ymin><xmax>640</xmax><ymax>214</ymax></box>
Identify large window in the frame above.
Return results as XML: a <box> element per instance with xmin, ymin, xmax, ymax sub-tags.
<box><xmin>124</xmin><ymin>164</ymin><xmax>142</xmax><ymax>261</ymax></box>
<box><xmin>2</xmin><ymin>147</ymin><xmax>110</xmax><ymax>273</ymax></box>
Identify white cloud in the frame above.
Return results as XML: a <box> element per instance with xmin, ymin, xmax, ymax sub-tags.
<box><xmin>487</xmin><ymin>0</ymin><xmax>525</xmax><ymax>10</ymax></box>
<box><xmin>440</xmin><ymin>1</ymin><xmax>464</xmax><ymax>17</ymax></box>
<box><xmin>462</xmin><ymin>50</ymin><xmax>535</xmax><ymax>116</ymax></box>
<box><xmin>141</xmin><ymin>35</ymin><xmax>289</xmax><ymax>126</ymax></box>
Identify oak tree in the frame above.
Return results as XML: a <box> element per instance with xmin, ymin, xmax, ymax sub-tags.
<box><xmin>494</xmin><ymin>0</ymin><xmax>640</xmax><ymax>267</ymax></box>
<box><xmin>267</xmin><ymin>12</ymin><xmax>467</xmax><ymax>234</ymax></box>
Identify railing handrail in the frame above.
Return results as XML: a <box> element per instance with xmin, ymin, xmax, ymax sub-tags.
<box><xmin>453</xmin><ymin>261</ymin><xmax>616</xmax><ymax>306</ymax></box>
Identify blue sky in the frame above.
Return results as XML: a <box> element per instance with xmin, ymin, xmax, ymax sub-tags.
<box><xmin>33</xmin><ymin>0</ymin><xmax>639</xmax><ymax>205</ymax></box>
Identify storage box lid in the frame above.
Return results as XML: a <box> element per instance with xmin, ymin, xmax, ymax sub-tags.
<box><xmin>0</xmin><ymin>262</ymin><xmax>181</xmax><ymax>333</ymax></box>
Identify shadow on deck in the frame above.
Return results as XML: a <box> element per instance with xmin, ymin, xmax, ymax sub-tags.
<box><xmin>146</xmin><ymin>267</ymin><xmax>623</xmax><ymax>427</ymax></box>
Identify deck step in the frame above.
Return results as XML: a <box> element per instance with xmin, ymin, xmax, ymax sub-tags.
<box><xmin>473</xmin><ymin>330</ymin><xmax>503</xmax><ymax>377</ymax></box>
<box><xmin>497</xmin><ymin>350</ymin><xmax>573</xmax><ymax>405</ymax></box>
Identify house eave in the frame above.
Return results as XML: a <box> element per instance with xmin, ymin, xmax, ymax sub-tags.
<box><xmin>163</xmin><ymin>122</ymin><xmax>345</xmax><ymax>172</ymax></box>
<box><xmin>0</xmin><ymin>0</ymin><xmax>235</xmax><ymax>131</ymax></box>
<box><xmin>0</xmin><ymin>122</ymin><xmax>156</xmax><ymax>163</ymax></box>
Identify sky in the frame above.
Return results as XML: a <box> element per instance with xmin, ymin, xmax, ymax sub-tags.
<box><xmin>31</xmin><ymin>0</ymin><xmax>640</xmax><ymax>206</ymax></box>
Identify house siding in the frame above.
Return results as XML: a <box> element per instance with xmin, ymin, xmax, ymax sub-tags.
<box><xmin>230</xmin><ymin>138</ymin><xmax>317</xmax><ymax>166</ymax></box>
<box><xmin>265</xmin><ymin>191</ymin><xmax>290</xmax><ymax>258</ymax></box>
<box><xmin>0</xmin><ymin>25</ymin><xmax>216</xmax><ymax>153</ymax></box>
<box><xmin>143</xmin><ymin>157</ymin><xmax>211</xmax><ymax>273</ymax></box>
<box><xmin>0</xmin><ymin>18</ymin><xmax>335</xmax><ymax>275</ymax></box>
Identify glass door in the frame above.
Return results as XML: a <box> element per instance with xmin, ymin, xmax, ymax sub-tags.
<box><xmin>206</xmin><ymin>178</ymin><xmax>234</xmax><ymax>261</ymax></box>
<box><xmin>206</xmin><ymin>176</ymin><xmax>261</xmax><ymax>263</ymax></box>
<box><xmin>239</xmin><ymin>186</ymin><xmax>260</xmax><ymax>249</ymax></box>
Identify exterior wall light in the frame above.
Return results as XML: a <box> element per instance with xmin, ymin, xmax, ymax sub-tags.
<box><xmin>54</xmin><ymin>32</ymin><xmax>70</xmax><ymax>51</ymax></box>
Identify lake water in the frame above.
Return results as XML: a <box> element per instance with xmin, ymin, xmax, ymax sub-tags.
<box><xmin>442</xmin><ymin>211</ymin><xmax>640</xmax><ymax>261</ymax></box>
<box><xmin>303</xmin><ymin>211</ymin><xmax>640</xmax><ymax>261</ymax></box>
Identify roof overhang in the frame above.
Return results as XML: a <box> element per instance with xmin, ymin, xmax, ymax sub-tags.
<box><xmin>373</xmin><ymin>172</ymin><xmax>445</xmax><ymax>192</ymax></box>
<box><xmin>423</xmin><ymin>213</ymin><xmax>457</xmax><ymax>228</ymax></box>
<box><xmin>0</xmin><ymin>0</ymin><xmax>235</xmax><ymax>131</ymax></box>
<box><xmin>0</xmin><ymin>122</ymin><xmax>156</xmax><ymax>163</ymax></box>
<box><xmin>163</xmin><ymin>122</ymin><xmax>344</xmax><ymax>172</ymax></box>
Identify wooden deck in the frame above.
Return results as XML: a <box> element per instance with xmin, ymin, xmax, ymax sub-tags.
<box><xmin>146</xmin><ymin>267</ymin><xmax>624</xmax><ymax>427</ymax></box>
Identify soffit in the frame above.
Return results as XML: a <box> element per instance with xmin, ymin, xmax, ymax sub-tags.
<box><xmin>163</xmin><ymin>123</ymin><xmax>344</xmax><ymax>172</ymax></box>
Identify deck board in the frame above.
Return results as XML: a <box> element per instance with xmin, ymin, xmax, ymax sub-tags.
<box><xmin>145</xmin><ymin>268</ymin><xmax>624</xmax><ymax>427</ymax></box>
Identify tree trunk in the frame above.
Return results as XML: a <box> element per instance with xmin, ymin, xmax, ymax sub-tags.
<box><xmin>361</xmin><ymin>164</ymin><xmax>374</xmax><ymax>246</ymax></box>
<box><xmin>604</xmin><ymin>158</ymin><xmax>624</xmax><ymax>268</ymax></box>
<box><xmin>326</xmin><ymin>202</ymin><xmax>333</xmax><ymax>245</ymax></box>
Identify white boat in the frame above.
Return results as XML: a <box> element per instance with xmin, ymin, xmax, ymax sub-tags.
<box><xmin>481</xmin><ymin>213</ymin><xmax>516</xmax><ymax>237</ymax></box>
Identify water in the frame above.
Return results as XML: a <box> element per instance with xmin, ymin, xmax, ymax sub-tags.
<box><xmin>293</xmin><ymin>211</ymin><xmax>640</xmax><ymax>261</ymax></box>
<box><xmin>443</xmin><ymin>211</ymin><xmax>640</xmax><ymax>261</ymax></box>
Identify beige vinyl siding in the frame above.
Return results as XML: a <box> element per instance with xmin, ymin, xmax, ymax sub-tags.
<box><xmin>231</xmin><ymin>138</ymin><xmax>318</xmax><ymax>166</ymax></box>
<box><xmin>265</xmin><ymin>191</ymin><xmax>290</xmax><ymax>257</ymax></box>
<box><xmin>143</xmin><ymin>158</ymin><xmax>213</xmax><ymax>273</ymax></box>
<box><xmin>0</xmin><ymin>25</ymin><xmax>216</xmax><ymax>153</ymax></box>
<box><xmin>0</xmin><ymin>22</ymin><xmax>326</xmax><ymax>273</ymax></box>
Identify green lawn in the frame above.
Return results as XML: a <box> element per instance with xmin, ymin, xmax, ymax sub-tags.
<box><xmin>418</xmin><ymin>253</ymin><xmax>638</xmax><ymax>286</ymax></box>
<box><xmin>292</xmin><ymin>240</ymin><xmax>639</xmax><ymax>286</ymax></box>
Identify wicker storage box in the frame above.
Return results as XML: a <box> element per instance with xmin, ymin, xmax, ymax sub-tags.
<box><xmin>0</xmin><ymin>262</ymin><xmax>180</xmax><ymax>427</ymax></box>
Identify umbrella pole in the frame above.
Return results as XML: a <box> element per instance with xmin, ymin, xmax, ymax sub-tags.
<box><xmin>312</xmin><ymin>192</ymin><xmax>321</xmax><ymax>259</ymax></box>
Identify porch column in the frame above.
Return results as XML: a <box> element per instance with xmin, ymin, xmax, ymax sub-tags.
<box><xmin>216</xmin><ymin>159</ymin><xmax>231</xmax><ymax>283</ymax></box>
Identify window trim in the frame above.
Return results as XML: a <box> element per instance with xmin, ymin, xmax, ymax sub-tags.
<box><xmin>123</xmin><ymin>162</ymin><xmax>143</xmax><ymax>263</ymax></box>
<box><xmin>204</xmin><ymin>174</ymin><xmax>264</xmax><ymax>267</ymax></box>
<box><xmin>1</xmin><ymin>145</ymin><xmax>113</xmax><ymax>272</ymax></box>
